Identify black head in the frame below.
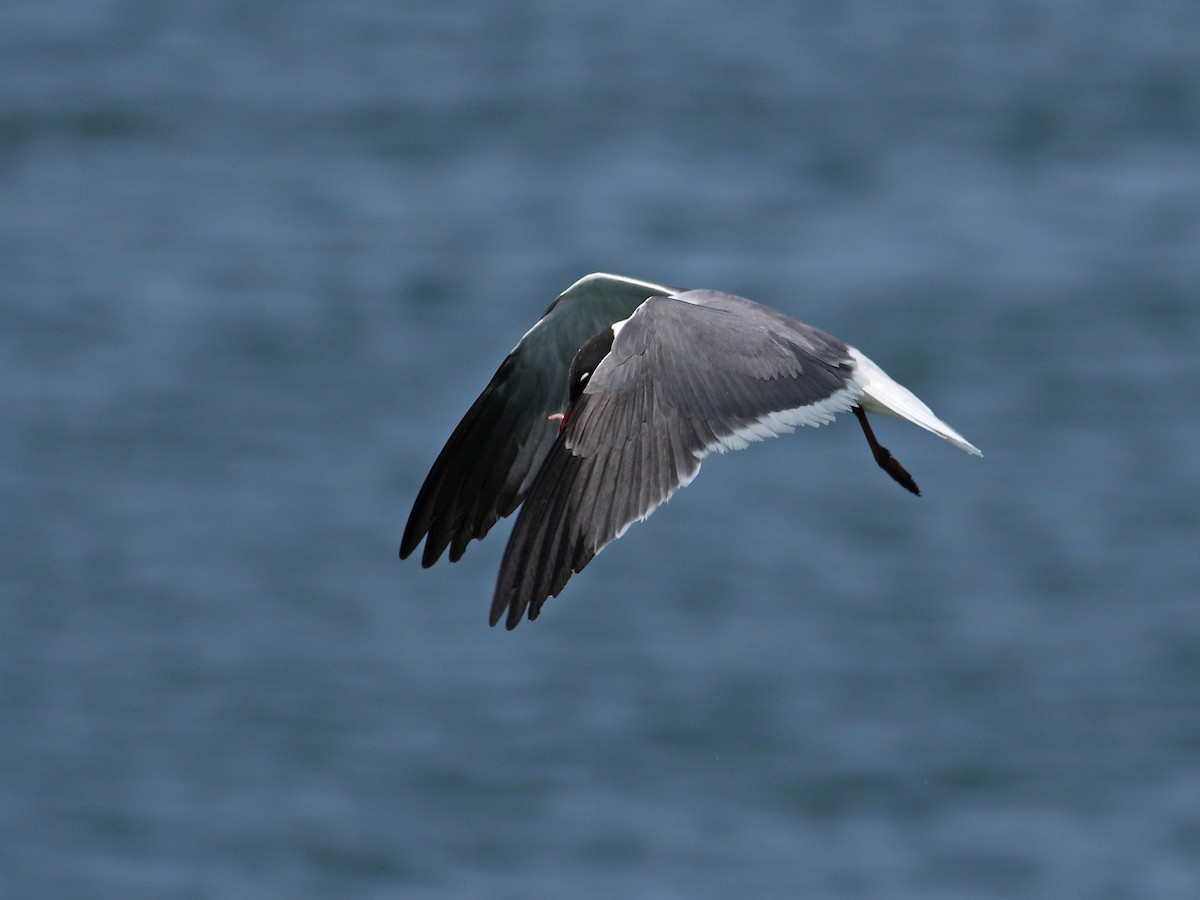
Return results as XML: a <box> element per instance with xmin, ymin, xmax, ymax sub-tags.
<box><xmin>567</xmin><ymin>327</ymin><xmax>616</xmax><ymax>406</ymax></box>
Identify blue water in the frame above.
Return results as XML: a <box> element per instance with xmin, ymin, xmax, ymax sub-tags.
<box><xmin>3</xmin><ymin>1</ymin><xmax>1199</xmax><ymax>897</ymax></box>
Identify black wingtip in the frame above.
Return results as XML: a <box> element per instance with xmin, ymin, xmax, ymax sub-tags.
<box><xmin>488</xmin><ymin>594</ymin><xmax>512</xmax><ymax>629</ymax></box>
<box><xmin>486</xmin><ymin>604</ymin><xmax>523</xmax><ymax>630</ymax></box>
<box><xmin>488</xmin><ymin>586</ymin><xmax>538</xmax><ymax>630</ymax></box>
<box><xmin>399</xmin><ymin>517</ymin><xmax>424</xmax><ymax>562</ymax></box>
<box><xmin>504</xmin><ymin>599</ymin><xmax>526</xmax><ymax>630</ymax></box>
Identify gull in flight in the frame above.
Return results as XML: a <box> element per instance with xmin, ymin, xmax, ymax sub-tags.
<box><xmin>401</xmin><ymin>273</ymin><xmax>981</xmax><ymax>628</ymax></box>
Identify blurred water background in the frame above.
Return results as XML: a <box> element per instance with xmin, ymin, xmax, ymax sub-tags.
<box><xmin>2</xmin><ymin>1</ymin><xmax>1199</xmax><ymax>897</ymax></box>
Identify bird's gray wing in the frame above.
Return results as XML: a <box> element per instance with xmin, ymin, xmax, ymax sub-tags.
<box><xmin>676</xmin><ymin>289</ymin><xmax>853</xmax><ymax>362</ymax></box>
<box><xmin>490</xmin><ymin>296</ymin><xmax>862</xmax><ymax>628</ymax></box>
<box><xmin>401</xmin><ymin>274</ymin><xmax>677</xmax><ymax>566</ymax></box>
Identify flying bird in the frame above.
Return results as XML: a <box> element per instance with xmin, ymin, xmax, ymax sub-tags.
<box><xmin>401</xmin><ymin>273</ymin><xmax>980</xmax><ymax>629</ymax></box>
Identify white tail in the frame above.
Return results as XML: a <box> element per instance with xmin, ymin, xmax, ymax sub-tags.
<box><xmin>848</xmin><ymin>347</ymin><xmax>982</xmax><ymax>456</ymax></box>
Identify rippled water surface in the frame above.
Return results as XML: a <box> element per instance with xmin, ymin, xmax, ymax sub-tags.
<box><xmin>3</xmin><ymin>1</ymin><xmax>1199</xmax><ymax>897</ymax></box>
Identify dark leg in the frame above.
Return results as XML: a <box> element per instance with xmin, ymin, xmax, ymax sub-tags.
<box><xmin>852</xmin><ymin>405</ymin><xmax>920</xmax><ymax>496</ymax></box>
